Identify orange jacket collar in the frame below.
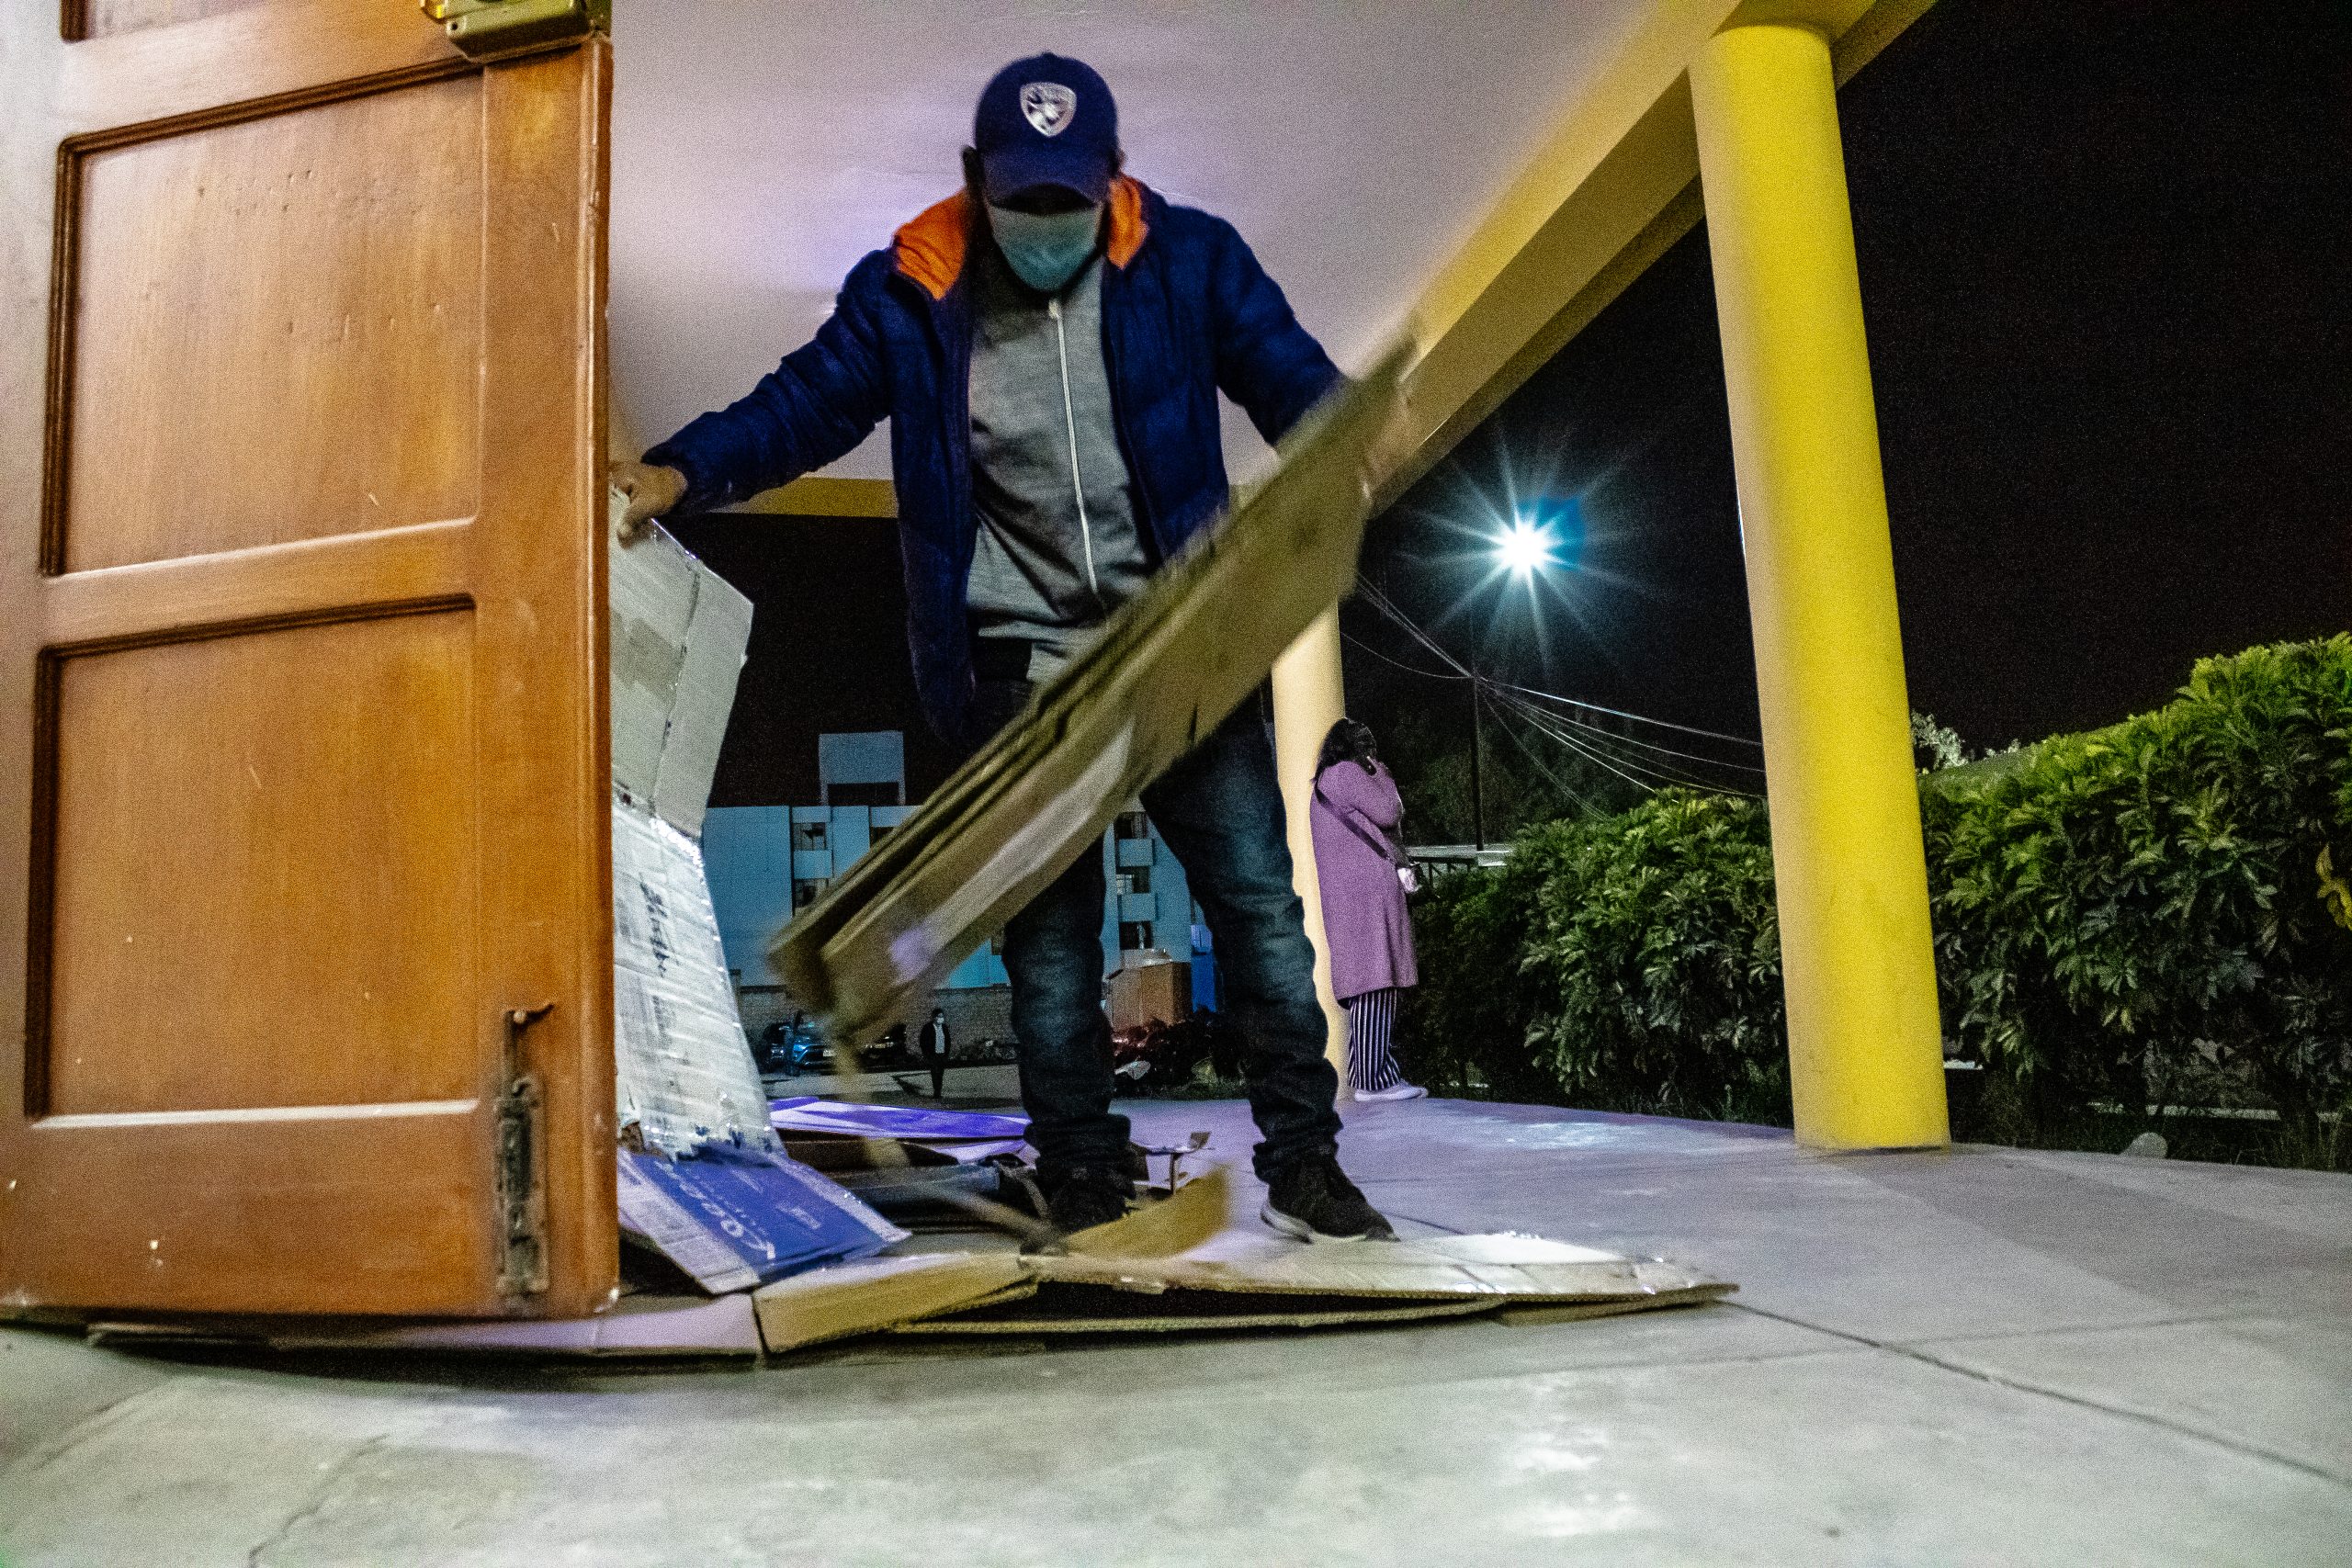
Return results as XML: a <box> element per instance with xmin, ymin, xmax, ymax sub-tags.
<box><xmin>892</xmin><ymin>176</ymin><xmax>1149</xmax><ymax>301</ymax></box>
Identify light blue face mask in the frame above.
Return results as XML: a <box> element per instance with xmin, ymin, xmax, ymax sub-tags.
<box><xmin>987</xmin><ymin>202</ymin><xmax>1103</xmax><ymax>293</ymax></box>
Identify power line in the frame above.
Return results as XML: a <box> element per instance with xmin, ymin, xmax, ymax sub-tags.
<box><xmin>1479</xmin><ymin>691</ymin><xmax>1609</xmax><ymax>818</ymax></box>
<box><xmin>1339</xmin><ymin>628</ymin><xmax>1468</xmax><ymax>683</ymax></box>
<box><xmin>1487</xmin><ymin>675</ymin><xmax>1765</xmax><ymax>754</ymax></box>
<box><xmin>1350</xmin><ymin>581</ymin><xmax>1768</xmax><ymax>786</ymax></box>
<box><xmin>1489</xmin><ymin>684</ymin><xmax>1764</xmax><ymax>798</ymax></box>
<box><xmin>1494</xmin><ymin>687</ymin><xmax>1768</xmax><ymax>778</ymax></box>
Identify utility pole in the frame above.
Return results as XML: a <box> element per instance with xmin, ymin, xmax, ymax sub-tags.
<box><xmin>1469</xmin><ymin>672</ymin><xmax>1486</xmax><ymax>851</ymax></box>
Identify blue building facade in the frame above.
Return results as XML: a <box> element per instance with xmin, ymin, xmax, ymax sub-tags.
<box><xmin>702</xmin><ymin>740</ymin><xmax>1207</xmax><ymax>1008</ymax></box>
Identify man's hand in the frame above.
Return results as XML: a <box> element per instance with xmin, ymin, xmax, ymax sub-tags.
<box><xmin>609</xmin><ymin>459</ymin><xmax>688</xmax><ymax>540</ymax></box>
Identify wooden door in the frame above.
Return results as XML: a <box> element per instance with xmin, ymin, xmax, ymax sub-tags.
<box><xmin>0</xmin><ymin>3</ymin><xmax>616</xmax><ymax>1318</ymax></box>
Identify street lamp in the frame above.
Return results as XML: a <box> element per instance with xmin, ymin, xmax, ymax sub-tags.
<box><xmin>1467</xmin><ymin>513</ymin><xmax>1562</xmax><ymax>848</ymax></box>
<box><xmin>1496</xmin><ymin>516</ymin><xmax>1558</xmax><ymax>577</ymax></box>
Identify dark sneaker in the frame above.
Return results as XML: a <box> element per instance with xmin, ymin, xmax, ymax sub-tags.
<box><xmin>1262</xmin><ymin>1155</ymin><xmax>1396</xmax><ymax>1243</ymax></box>
<box><xmin>1043</xmin><ymin>1167</ymin><xmax>1134</xmax><ymax>1235</ymax></box>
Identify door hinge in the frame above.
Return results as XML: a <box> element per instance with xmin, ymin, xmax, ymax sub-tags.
<box><xmin>424</xmin><ymin>0</ymin><xmax>608</xmax><ymax>62</ymax></box>
<box><xmin>496</xmin><ymin>1002</ymin><xmax>555</xmax><ymax>1297</ymax></box>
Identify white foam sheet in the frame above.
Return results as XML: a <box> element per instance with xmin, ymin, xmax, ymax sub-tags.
<box><xmin>612</xmin><ymin>801</ymin><xmax>777</xmax><ymax>1156</ymax></box>
<box><xmin>607</xmin><ymin>500</ymin><xmax>753</xmax><ymax>839</ymax></box>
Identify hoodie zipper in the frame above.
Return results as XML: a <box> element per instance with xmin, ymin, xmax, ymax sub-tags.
<box><xmin>1047</xmin><ymin>293</ymin><xmax>1105</xmax><ymax>612</ymax></box>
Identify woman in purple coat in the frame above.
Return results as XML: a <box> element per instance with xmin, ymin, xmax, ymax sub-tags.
<box><xmin>1309</xmin><ymin>720</ymin><xmax>1426</xmax><ymax>1102</ymax></box>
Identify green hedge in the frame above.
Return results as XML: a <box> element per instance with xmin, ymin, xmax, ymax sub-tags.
<box><xmin>1397</xmin><ymin>637</ymin><xmax>2352</xmax><ymax>1163</ymax></box>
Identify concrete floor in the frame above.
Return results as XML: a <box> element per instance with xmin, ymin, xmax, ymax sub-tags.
<box><xmin>4</xmin><ymin>1093</ymin><xmax>2348</xmax><ymax>1565</ymax></box>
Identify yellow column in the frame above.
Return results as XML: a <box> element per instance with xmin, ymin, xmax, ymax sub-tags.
<box><xmin>1690</xmin><ymin>20</ymin><xmax>1948</xmax><ymax>1149</ymax></box>
<box><xmin>1270</xmin><ymin>608</ymin><xmax>1352</xmax><ymax>1084</ymax></box>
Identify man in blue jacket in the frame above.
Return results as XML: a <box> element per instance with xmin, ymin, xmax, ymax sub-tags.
<box><xmin>614</xmin><ymin>54</ymin><xmax>1393</xmax><ymax>1244</ymax></box>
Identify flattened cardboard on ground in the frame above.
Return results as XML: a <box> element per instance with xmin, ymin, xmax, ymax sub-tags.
<box><xmin>891</xmin><ymin>1292</ymin><xmax>1500</xmax><ymax>1336</ymax></box>
<box><xmin>85</xmin><ymin>1291</ymin><xmax>763</xmax><ymax>1359</ymax></box>
<box><xmin>750</xmin><ymin>1166</ymin><xmax>1229</xmax><ymax>1351</ymax></box>
<box><xmin>1029</xmin><ymin>1231</ymin><xmax>1729</xmax><ymax>1306</ymax></box>
<box><xmin>616</xmin><ymin>1148</ymin><xmax>905</xmax><ymax>1293</ymax></box>
<box><xmin>752</xmin><ymin>1251</ymin><xmax>1033</xmax><ymax>1352</ymax></box>
<box><xmin>775</xmin><ymin>344</ymin><xmax>1412</xmax><ymax>1043</ymax></box>
<box><xmin>755</xmin><ymin>1166</ymin><xmax>1729</xmax><ymax>1348</ymax></box>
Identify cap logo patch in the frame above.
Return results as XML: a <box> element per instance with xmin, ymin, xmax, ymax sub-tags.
<box><xmin>1021</xmin><ymin>81</ymin><xmax>1078</xmax><ymax>137</ymax></box>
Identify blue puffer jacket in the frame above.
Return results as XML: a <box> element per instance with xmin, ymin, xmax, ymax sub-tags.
<box><xmin>645</xmin><ymin>178</ymin><xmax>1343</xmax><ymax>742</ymax></box>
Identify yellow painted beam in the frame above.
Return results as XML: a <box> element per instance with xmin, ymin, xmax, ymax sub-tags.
<box><xmin>1384</xmin><ymin>0</ymin><xmax>1934</xmax><ymax>511</ymax></box>
<box><xmin>1690</xmin><ymin>18</ymin><xmax>1947</xmax><ymax>1149</ymax></box>
<box><xmin>729</xmin><ymin>475</ymin><xmax>898</xmax><ymax>519</ymax></box>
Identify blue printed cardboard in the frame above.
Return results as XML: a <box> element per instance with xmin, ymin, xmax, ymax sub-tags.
<box><xmin>767</xmin><ymin>1097</ymin><xmax>1030</xmax><ymax>1143</ymax></box>
<box><xmin>616</xmin><ymin>1148</ymin><xmax>909</xmax><ymax>1295</ymax></box>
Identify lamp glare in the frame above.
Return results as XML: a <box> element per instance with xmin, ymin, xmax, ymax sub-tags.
<box><xmin>1498</xmin><ymin>518</ymin><xmax>1556</xmax><ymax>576</ymax></box>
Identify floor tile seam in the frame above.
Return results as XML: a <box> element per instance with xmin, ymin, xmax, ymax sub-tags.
<box><xmin>1348</xmin><ymin>1149</ymin><xmax>1826</xmax><ymax>1187</ymax></box>
<box><xmin>1900</xmin><ymin>1307</ymin><xmax>2351</xmax><ymax>1353</ymax></box>
<box><xmin>0</xmin><ymin>1372</ymin><xmax>180</xmax><ymax>1483</ymax></box>
<box><xmin>1379</xmin><ymin>1336</ymin><xmax>1875</xmax><ymax>1395</ymax></box>
<box><xmin>735</xmin><ymin>1339</ymin><xmax>1882</xmax><ymax>1426</ymax></box>
<box><xmin>1992</xmin><ymin>1145</ymin><xmax>2352</xmax><ymax>1189</ymax></box>
<box><xmin>242</xmin><ymin>1431</ymin><xmax>388</xmax><ymax>1568</ymax></box>
<box><xmin>1727</xmin><ymin>1302</ymin><xmax>2352</xmax><ymax>1492</ymax></box>
<box><xmin>1945</xmin><ymin>1153</ymin><xmax>2352</xmax><ymax>1239</ymax></box>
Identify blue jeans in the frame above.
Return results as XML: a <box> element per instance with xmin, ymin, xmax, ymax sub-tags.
<box><xmin>970</xmin><ymin>679</ymin><xmax>1344</xmax><ymax>1181</ymax></box>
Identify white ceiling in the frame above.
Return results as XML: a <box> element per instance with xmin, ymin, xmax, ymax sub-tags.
<box><xmin>609</xmin><ymin>1</ymin><xmax>1653</xmax><ymax>483</ymax></box>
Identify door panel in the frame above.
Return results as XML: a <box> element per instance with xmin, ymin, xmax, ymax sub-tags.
<box><xmin>71</xmin><ymin>0</ymin><xmax>278</xmax><ymax>42</ymax></box>
<box><xmin>59</xmin><ymin>74</ymin><xmax>484</xmax><ymax>570</ymax></box>
<box><xmin>43</xmin><ymin>612</ymin><xmax>479</xmax><ymax>1116</ymax></box>
<box><xmin>2</xmin><ymin>6</ymin><xmax>616</xmax><ymax>1319</ymax></box>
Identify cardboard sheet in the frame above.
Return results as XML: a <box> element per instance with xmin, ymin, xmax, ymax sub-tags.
<box><xmin>612</xmin><ymin>803</ymin><xmax>778</xmax><ymax>1156</ymax></box>
<box><xmin>1029</xmin><ymin>1237</ymin><xmax>1727</xmax><ymax>1305</ymax></box>
<box><xmin>890</xmin><ymin>1290</ymin><xmax>1500</xmax><ymax>1336</ymax></box>
<box><xmin>86</xmin><ymin>1292</ymin><xmax>765</xmax><ymax>1359</ymax></box>
<box><xmin>616</xmin><ymin>1149</ymin><xmax>905</xmax><ymax>1293</ymax></box>
<box><xmin>752</xmin><ymin>1251</ymin><xmax>1032</xmax><ymax>1352</ymax></box>
<box><xmin>767</xmin><ymin>1097</ymin><xmax>1030</xmax><ymax>1142</ymax></box>
<box><xmin>658</xmin><ymin>558</ymin><xmax>754</xmax><ymax>835</ymax></box>
<box><xmin>607</xmin><ymin>499</ymin><xmax>774</xmax><ymax>1158</ymax></box>
<box><xmin>774</xmin><ymin>345</ymin><xmax>1411</xmax><ymax>1042</ymax></box>
<box><xmin>608</xmin><ymin>509</ymin><xmax>752</xmax><ymax>839</ymax></box>
<box><xmin>750</xmin><ymin>1165</ymin><xmax>1729</xmax><ymax>1351</ymax></box>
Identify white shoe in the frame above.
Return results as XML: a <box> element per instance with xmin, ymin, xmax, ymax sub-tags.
<box><xmin>1351</xmin><ymin>1083</ymin><xmax>1428</xmax><ymax>1103</ymax></box>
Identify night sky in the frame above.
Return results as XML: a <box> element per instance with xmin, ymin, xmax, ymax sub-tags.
<box><xmin>1355</xmin><ymin>0</ymin><xmax>2351</xmax><ymax>758</ymax></box>
<box><xmin>689</xmin><ymin>0</ymin><xmax>2350</xmax><ymax>810</ymax></box>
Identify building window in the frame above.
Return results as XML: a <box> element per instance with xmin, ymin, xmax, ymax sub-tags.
<box><xmin>795</xmin><ymin>820</ymin><xmax>830</xmax><ymax>852</ymax></box>
<box><xmin>828</xmin><ymin>781</ymin><xmax>901</xmax><ymax>808</ymax></box>
<box><xmin>1119</xmin><ymin>920</ymin><xmax>1154</xmax><ymax>951</ymax></box>
<box><xmin>793</xmin><ymin>878</ymin><xmax>828</xmax><ymax>911</ymax></box>
<box><xmin>1114</xmin><ymin>810</ymin><xmax>1149</xmax><ymax>841</ymax></box>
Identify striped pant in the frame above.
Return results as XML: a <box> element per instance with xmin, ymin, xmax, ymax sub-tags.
<box><xmin>1343</xmin><ymin>987</ymin><xmax>1403</xmax><ymax>1093</ymax></box>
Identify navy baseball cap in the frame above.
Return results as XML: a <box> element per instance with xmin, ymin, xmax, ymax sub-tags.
<box><xmin>973</xmin><ymin>53</ymin><xmax>1119</xmax><ymax>204</ymax></box>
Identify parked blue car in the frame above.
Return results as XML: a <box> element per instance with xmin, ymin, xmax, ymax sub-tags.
<box><xmin>755</xmin><ymin>1017</ymin><xmax>828</xmax><ymax>1077</ymax></box>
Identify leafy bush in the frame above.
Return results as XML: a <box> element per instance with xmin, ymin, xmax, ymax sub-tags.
<box><xmin>1928</xmin><ymin>637</ymin><xmax>2352</xmax><ymax>1150</ymax></box>
<box><xmin>1402</xmin><ymin>637</ymin><xmax>2352</xmax><ymax>1165</ymax></box>
<box><xmin>1404</xmin><ymin>792</ymin><xmax>1790</xmax><ymax>1123</ymax></box>
<box><xmin>1396</xmin><ymin>836</ymin><xmax>1561</xmax><ymax>1104</ymax></box>
<box><xmin>1520</xmin><ymin>794</ymin><xmax>1788</xmax><ymax>1122</ymax></box>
